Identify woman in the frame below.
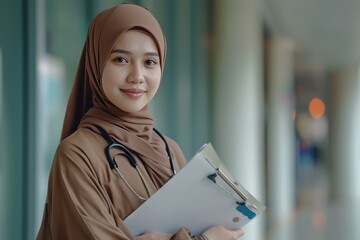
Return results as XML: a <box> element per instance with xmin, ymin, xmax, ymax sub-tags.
<box><xmin>37</xmin><ymin>3</ymin><xmax>244</xmax><ymax>240</ymax></box>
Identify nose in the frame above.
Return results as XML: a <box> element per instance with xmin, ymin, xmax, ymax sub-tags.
<box><xmin>127</xmin><ymin>64</ymin><xmax>144</xmax><ymax>84</ymax></box>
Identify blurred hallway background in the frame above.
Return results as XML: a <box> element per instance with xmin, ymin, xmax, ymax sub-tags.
<box><xmin>1</xmin><ymin>0</ymin><xmax>359</xmax><ymax>239</ymax></box>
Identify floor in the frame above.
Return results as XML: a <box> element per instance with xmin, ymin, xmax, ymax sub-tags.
<box><xmin>268</xmin><ymin>164</ymin><xmax>360</xmax><ymax>240</ymax></box>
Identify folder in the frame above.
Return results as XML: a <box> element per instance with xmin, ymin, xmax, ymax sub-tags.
<box><xmin>124</xmin><ymin>143</ymin><xmax>266</xmax><ymax>236</ymax></box>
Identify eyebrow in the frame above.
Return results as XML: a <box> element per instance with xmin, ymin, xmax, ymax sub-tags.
<box><xmin>110</xmin><ymin>49</ymin><xmax>159</xmax><ymax>57</ymax></box>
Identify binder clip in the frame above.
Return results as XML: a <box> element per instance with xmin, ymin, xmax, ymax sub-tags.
<box><xmin>207</xmin><ymin>168</ymin><xmax>258</xmax><ymax>220</ymax></box>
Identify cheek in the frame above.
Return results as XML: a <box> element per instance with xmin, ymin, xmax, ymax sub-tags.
<box><xmin>102</xmin><ymin>67</ymin><xmax>124</xmax><ymax>92</ymax></box>
<box><xmin>103</xmin><ymin>69</ymin><xmax>119</xmax><ymax>85</ymax></box>
<box><xmin>150</xmin><ymin>74</ymin><xmax>162</xmax><ymax>94</ymax></box>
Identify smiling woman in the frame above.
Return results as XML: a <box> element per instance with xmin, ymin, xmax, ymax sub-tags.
<box><xmin>102</xmin><ymin>30</ymin><xmax>162</xmax><ymax>113</ymax></box>
<box><xmin>0</xmin><ymin>0</ymin><xmax>215</xmax><ymax>240</ymax></box>
<box><xmin>36</xmin><ymin>3</ymin><xmax>244</xmax><ymax>240</ymax></box>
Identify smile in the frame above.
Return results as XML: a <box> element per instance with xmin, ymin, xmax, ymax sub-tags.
<box><xmin>121</xmin><ymin>88</ymin><xmax>145</xmax><ymax>98</ymax></box>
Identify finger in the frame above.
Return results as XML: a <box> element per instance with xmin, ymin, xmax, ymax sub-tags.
<box><xmin>234</xmin><ymin>229</ymin><xmax>244</xmax><ymax>238</ymax></box>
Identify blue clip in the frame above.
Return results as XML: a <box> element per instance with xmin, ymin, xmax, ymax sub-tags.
<box><xmin>236</xmin><ymin>203</ymin><xmax>256</xmax><ymax>219</ymax></box>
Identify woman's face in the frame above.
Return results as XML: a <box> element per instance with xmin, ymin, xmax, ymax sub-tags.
<box><xmin>102</xmin><ymin>29</ymin><xmax>162</xmax><ymax>113</ymax></box>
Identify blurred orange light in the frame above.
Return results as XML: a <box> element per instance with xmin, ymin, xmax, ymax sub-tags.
<box><xmin>309</xmin><ymin>97</ymin><xmax>325</xmax><ymax>119</ymax></box>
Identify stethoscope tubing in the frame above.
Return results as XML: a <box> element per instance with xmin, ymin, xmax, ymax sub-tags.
<box><xmin>94</xmin><ymin>125</ymin><xmax>176</xmax><ymax>201</ymax></box>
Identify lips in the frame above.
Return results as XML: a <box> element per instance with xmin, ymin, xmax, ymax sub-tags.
<box><xmin>121</xmin><ymin>88</ymin><xmax>145</xmax><ymax>98</ymax></box>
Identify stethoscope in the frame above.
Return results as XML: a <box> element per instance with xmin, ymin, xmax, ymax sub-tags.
<box><xmin>95</xmin><ymin>125</ymin><xmax>176</xmax><ymax>201</ymax></box>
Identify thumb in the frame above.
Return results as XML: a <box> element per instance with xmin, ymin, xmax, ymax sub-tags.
<box><xmin>234</xmin><ymin>229</ymin><xmax>244</xmax><ymax>238</ymax></box>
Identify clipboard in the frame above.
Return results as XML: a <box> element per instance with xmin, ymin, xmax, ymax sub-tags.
<box><xmin>124</xmin><ymin>143</ymin><xmax>266</xmax><ymax>236</ymax></box>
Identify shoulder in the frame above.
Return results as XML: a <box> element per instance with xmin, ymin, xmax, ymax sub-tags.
<box><xmin>60</xmin><ymin>127</ymin><xmax>104</xmax><ymax>148</ymax></box>
<box><xmin>163</xmin><ymin>136</ymin><xmax>180</xmax><ymax>151</ymax></box>
<box><xmin>163</xmin><ymin>135</ymin><xmax>188</xmax><ymax>169</ymax></box>
<box><xmin>57</xmin><ymin>128</ymin><xmax>99</xmax><ymax>155</ymax></box>
<box><xmin>54</xmin><ymin>127</ymin><xmax>107</xmax><ymax>170</ymax></box>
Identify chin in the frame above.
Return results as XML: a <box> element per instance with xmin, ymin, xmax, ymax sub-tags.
<box><xmin>119</xmin><ymin>106</ymin><xmax>145</xmax><ymax>113</ymax></box>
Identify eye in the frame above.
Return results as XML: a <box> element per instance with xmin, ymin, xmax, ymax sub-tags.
<box><xmin>145</xmin><ymin>59</ymin><xmax>157</xmax><ymax>66</ymax></box>
<box><xmin>114</xmin><ymin>57</ymin><xmax>128</xmax><ymax>63</ymax></box>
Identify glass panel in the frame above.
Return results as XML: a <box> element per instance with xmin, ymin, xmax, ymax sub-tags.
<box><xmin>34</xmin><ymin>0</ymin><xmax>88</xmax><ymax>231</ymax></box>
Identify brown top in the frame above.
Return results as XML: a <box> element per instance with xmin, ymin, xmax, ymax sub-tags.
<box><xmin>37</xmin><ymin>3</ymin><xmax>194</xmax><ymax>240</ymax></box>
<box><xmin>36</xmin><ymin>127</ymin><xmax>190</xmax><ymax>239</ymax></box>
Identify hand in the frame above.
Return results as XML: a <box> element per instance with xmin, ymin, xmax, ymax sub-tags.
<box><xmin>135</xmin><ymin>231</ymin><xmax>172</xmax><ymax>240</ymax></box>
<box><xmin>202</xmin><ymin>225</ymin><xmax>244</xmax><ymax>240</ymax></box>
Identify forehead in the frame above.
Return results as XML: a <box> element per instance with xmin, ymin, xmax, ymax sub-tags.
<box><xmin>112</xmin><ymin>29</ymin><xmax>159</xmax><ymax>52</ymax></box>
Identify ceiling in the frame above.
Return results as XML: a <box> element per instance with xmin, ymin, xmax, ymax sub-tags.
<box><xmin>264</xmin><ymin>0</ymin><xmax>360</xmax><ymax>68</ymax></box>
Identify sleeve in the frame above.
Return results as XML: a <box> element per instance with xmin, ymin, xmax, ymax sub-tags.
<box><xmin>43</xmin><ymin>141</ymin><xmax>135</xmax><ymax>240</ymax></box>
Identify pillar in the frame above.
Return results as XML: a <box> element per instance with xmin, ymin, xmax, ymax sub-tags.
<box><xmin>267</xmin><ymin>35</ymin><xmax>296</xmax><ymax>233</ymax></box>
<box><xmin>328</xmin><ymin>67</ymin><xmax>360</xmax><ymax>202</ymax></box>
<box><xmin>212</xmin><ymin>0</ymin><xmax>265</xmax><ymax>239</ymax></box>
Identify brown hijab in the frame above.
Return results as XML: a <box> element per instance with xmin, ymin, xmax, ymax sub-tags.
<box><xmin>60</xmin><ymin>3</ymin><xmax>175</xmax><ymax>187</ymax></box>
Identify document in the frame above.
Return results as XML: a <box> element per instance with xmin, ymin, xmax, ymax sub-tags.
<box><xmin>124</xmin><ymin>143</ymin><xmax>265</xmax><ymax>236</ymax></box>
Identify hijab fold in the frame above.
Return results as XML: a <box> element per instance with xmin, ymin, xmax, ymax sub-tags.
<box><xmin>61</xmin><ymin>3</ymin><xmax>172</xmax><ymax>186</ymax></box>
